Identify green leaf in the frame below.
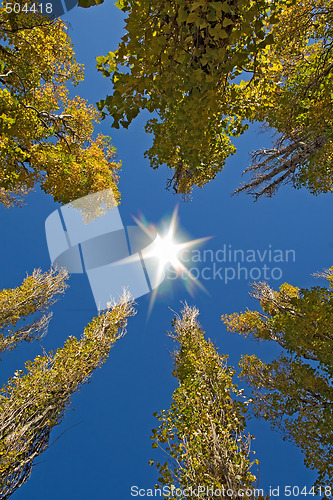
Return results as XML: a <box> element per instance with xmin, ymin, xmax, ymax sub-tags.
<box><xmin>96</xmin><ymin>56</ymin><xmax>106</xmax><ymax>67</ymax></box>
<box><xmin>186</xmin><ymin>12</ymin><xmax>198</xmax><ymax>23</ymax></box>
<box><xmin>264</xmin><ymin>33</ymin><xmax>275</xmax><ymax>46</ymax></box>
<box><xmin>78</xmin><ymin>0</ymin><xmax>104</xmax><ymax>8</ymax></box>
<box><xmin>223</xmin><ymin>18</ymin><xmax>234</xmax><ymax>27</ymax></box>
<box><xmin>177</xmin><ymin>8</ymin><xmax>188</xmax><ymax>23</ymax></box>
<box><xmin>114</xmin><ymin>0</ymin><xmax>130</xmax><ymax>11</ymax></box>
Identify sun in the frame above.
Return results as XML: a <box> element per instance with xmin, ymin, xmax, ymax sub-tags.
<box><xmin>152</xmin><ymin>233</ymin><xmax>183</xmax><ymax>268</ymax></box>
<box><xmin>132</xmin><ymin>206</ymin><xmax>211</xmax><ymax>316</ymax></box>
<box><xmin>141</xmin><ymin>205</ymin><xmax>207</xmax><ymax>278</ymax></box>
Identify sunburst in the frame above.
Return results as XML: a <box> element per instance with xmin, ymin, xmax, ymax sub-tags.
<box><xmin>132</xmin><ymin>206</ymin><xmax>211</xmax><ymax>314</ymax></box>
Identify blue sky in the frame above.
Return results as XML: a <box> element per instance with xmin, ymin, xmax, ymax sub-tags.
<box><xmin>1</xmin><ymin>2</ymin><xmax>333</xmax><ymax>499</ymax></box>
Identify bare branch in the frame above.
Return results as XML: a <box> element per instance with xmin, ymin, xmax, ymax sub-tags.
<box><xmin>233</xmin><ymin>133</ymin><xmax>328</xmax><ymax>200</ymax></box>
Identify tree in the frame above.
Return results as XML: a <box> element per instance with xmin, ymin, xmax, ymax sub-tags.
<box><xmin>150</xmin><ymin>304</ymin><xmax>265</xmax><ymax>500</ymax></box>
<box><xmin>234</xmin><ymin>0</ymin><xmax>333</xmax><ymax>199</ymax></box>
<box><xmin>0</xmin><ymin>268</ymin><xmax>68</xmax><ymax>355</ymax></box>
<box><xmin>0</xmin><ymin>1</ymin><xmax>121</xmax><ymax>207</ymax></box>
<box><xmin>96</xmin><ymin>0</ymin><xmax>280</xmax><ymax>197</ymax></box>
<box><xmin>0</xmin><ymin>289</ymin><xmax>135</xmax><ymax>499</ymax></box>
<box><xmin>222</xmin><ymin>270</ymin><xmax>333</xmax><ymax>488</ymax></box>
<box><xmin>96</xmin><ymin>0</ymin><xmax>333</xmax><ymax>199</ymax></box>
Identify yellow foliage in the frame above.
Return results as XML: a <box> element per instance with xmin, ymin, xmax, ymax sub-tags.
<box><xmin>0</xmin><ymin>2</ymin><xmax>121</xmax><ymax>206</ymax></box>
